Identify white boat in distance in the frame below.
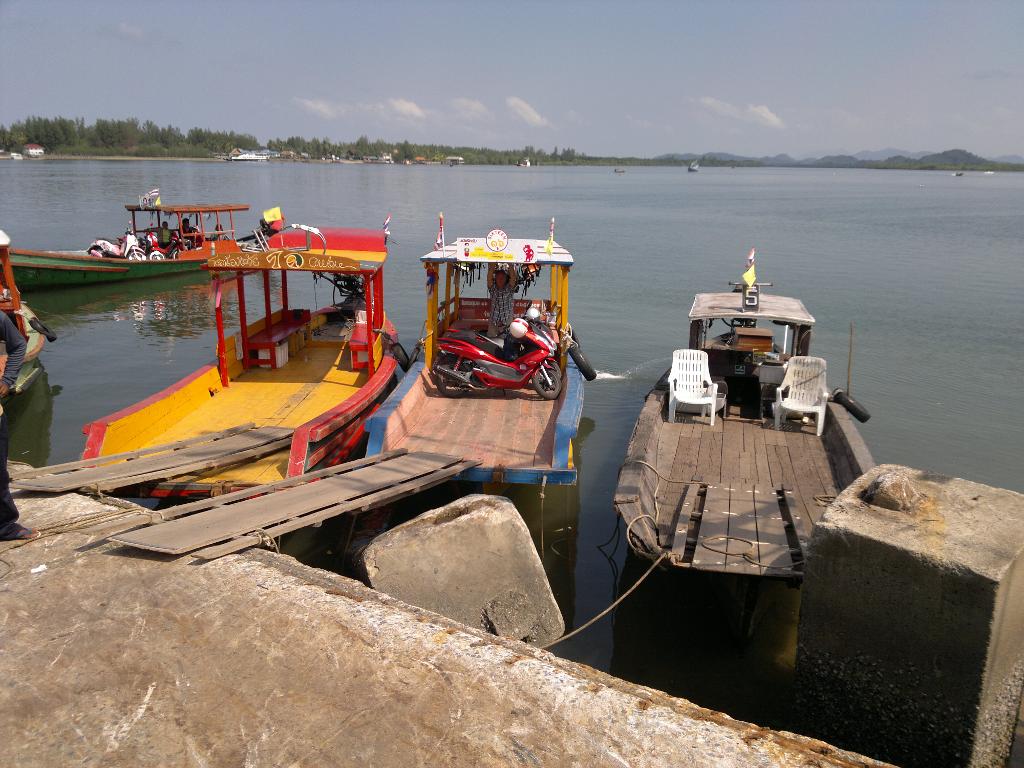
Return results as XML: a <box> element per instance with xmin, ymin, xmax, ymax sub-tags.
<box><xmin>688</xmin><ymin>160</ymin><xmax>700</xmax><ymax>172</ymax></box>
<box><xmin>229</xmin><ymin>152</ymin><xmax>269</xmax><ymax>162</ymax></box>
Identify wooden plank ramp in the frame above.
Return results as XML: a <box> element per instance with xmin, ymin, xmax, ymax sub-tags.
<box><xmin>110</xmin><ymin>450</ymin><xmax>478</xmax><ymax>559</ymax></box>
<box><xmin>12</xmin><ymin>424</ymin><xmax>292</xmax><ymax>493</ymax></box>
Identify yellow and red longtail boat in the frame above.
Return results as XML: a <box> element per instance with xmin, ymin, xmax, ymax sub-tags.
<box><xmin>82</xmin><ymin>223</ymin><xmax>404</xmax><ymax>497</ymax></box>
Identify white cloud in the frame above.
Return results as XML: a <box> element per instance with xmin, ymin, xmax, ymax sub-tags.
<box><xmin>295</xmin><ymin>98</ymin><xmax>343</xmax><ymax>119</ymax></box>
<box><xmin>294</xmin><ymin>97</ymin><xmax>427</xmax><ymax>121</ymax></box>
<box><xmin>699</xmin><ymin>96</ymin><xmax>785</xmax><ymax>130</ymax></box>
<box><xmin>388</xmin><ymin>98</ymin><xmax>426</xmax><ymax>120</ymax></box>
<box><xmin>699</xmin><ymin>96</ymin><xmax>742</xmax><ymax>120</ymax></box>
<box><xmin>115</xmin><ymin>22</ymin><xmax>144</xmax><ymax>40</ymax></box>
<box><xmin>452</xmin><ymin>97</ymin><xmax>491</xmax><ymax>121</ymax></box>
<box><xmin>746</xmin><ymin>104</ymin><xmax>784</xmax><ymax>129</ymax></box>
<box><xmin>506</xmin><ymin>96</ymin><xmax>550</xmax><ymax>127</ymax></box>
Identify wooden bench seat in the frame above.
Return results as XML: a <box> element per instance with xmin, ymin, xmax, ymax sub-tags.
<box><xmin>248</xmin><ymin>310</ymin><xmax>311</xmax><ymax>347</ymax></box>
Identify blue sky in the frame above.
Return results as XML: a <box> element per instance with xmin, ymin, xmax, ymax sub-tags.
<box><xmin>1</xmin><ymin>0</ymin><xmax>1021</xmax><ymax>157</ymax></box>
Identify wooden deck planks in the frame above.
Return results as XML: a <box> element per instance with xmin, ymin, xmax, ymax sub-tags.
<box><xmin>691</xmin><ymin>484</ymin><xmax>731</xmax><ymax>572</ymax></box>
<box><xmin>752</xmin><ymin>486</ymin><xmax>797</xmax><ymax>573</ymax></box>
<box><xmin>723</xmin><ymin>484</ymin><xmax>763</xmax><ymax>576</ymax></box>
<box><xmin>112</xmin><ymin>452</ymin><xmax>464</xmax><ymax>554</ymax></box>
<box><xmin>655</xmin><ymin>422</ymin><xmax>684</xmax><ymax>543</ymax></box>
<box><xmin>751</xmin><ymin>424</ymin><xmax>772</xmax><ymax>488</ymax></box>
<box><xmin>669</xmin><ymin>484</ymin><xmax>697</xmax><ymax>558</ymax></box>
<box><xmin>643</xmin><ymin>409</ymin><xmax>848</xmax><ymax>578</ymax></box>
<box><xmin>14</xmin><ymin>427</ymin><xmax>292</xmax><ymax>493</ymax></box>
<box><xmin>395</xmin><ymin>382</ymin><xmax>559</xmax><ymax>471</ymax></box>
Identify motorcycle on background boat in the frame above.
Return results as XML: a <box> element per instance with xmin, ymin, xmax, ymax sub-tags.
<box><xmin>87</xmin><ymin>228</ymin><xmax>179</xmax><ymax>261</ymax></box>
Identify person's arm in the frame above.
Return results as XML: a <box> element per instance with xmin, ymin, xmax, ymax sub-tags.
<box><xmin>0</xmin><ymin>313</ymin><xmax>26</xmax><ymax>394</ymax></box>
<box><xmin>487</xmin><ymin>264</ymin><xmax>496</xmax><ymax>291</ymax></box>
<box><xmin>508</xmin><ymin>267</ymin><xmax>518</xmax><ymax>289</ymax></box>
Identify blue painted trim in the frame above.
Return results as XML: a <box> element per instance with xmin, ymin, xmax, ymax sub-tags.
<box><xmin>365</xmin><ymin>360</ymin><xmax>423</xmax><ymax>456</ymax></box>
<box><xmin>459</xmin><ymin>465</ymin><xmax>576</xmax><ymax>485</ymax></box>
<box><xmin>553</xmin><ymin>361</ymin><xmax>585</xmax><ymax>470</ymax></box>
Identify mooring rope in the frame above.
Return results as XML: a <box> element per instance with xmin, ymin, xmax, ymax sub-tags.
<box><xmin>542</xmin><ymin>552</ymin><xmax>667</xmax><ymax>650</ymax></box>
<box><xmin>252</xmin><ymin>528</ymin><xmax>280</xmax><ymax>554</ymax></box>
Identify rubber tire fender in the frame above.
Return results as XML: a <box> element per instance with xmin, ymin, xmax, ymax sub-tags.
<box><xmin>391</xmin><ymin>341</ymin><xmax>411</xmax><ymax>372</ymax></box>
<box><xmin>28</xmin><ymin>316</ymin><xmax>58</xmax><ymax>343</ymax></box>
<box><xmin>831</xmin><ymin>388</ymin><xmax>871</xmax><ymax>423</ymax></box>
<box><xmin>568</xmin><ymin>343</ymin><xmax>597</xmax><ymax>381</ymax></box>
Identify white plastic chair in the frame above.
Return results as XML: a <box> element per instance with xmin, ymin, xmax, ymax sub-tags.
<box><xmin>774</xmin><ymin>356</ymin><xmax>829</xmax><ymax>436</ymax></box>
<box><xmin>667</xmin><ymin>349</ymin><xmax>719</xmax><ymax>426</ymax></box>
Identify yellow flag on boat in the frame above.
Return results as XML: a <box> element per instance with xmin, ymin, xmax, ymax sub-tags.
<box><xmin>742</xmin><ymin>248</ymin><xmax>757</xmax><ymax>287</ymax></box>
<box><xmin>545</xmin><ymin>234</ymin><xmax>553</xmax><ymax>255</ymax></box>
<box><xmin>154</xmin><ymin>196</ymin><xmax>161</xmax><ymax>207</ymax></box>
<box><xmin>263</xmin><ymin>206</ymin><xmax>283</xmax><ymax>223</ymax></box>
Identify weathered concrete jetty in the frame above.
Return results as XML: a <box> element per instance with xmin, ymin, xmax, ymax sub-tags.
<box><xmin>797</xmin><ymin>464</ymin><xmax>1024</xmax><ymax>768</ymax></box>
<box><xmin>0</xmin><ymin>492</ymin><xmax>882</xmax><ymax>768</ymax></box>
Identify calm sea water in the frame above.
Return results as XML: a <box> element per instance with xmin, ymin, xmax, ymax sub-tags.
<box><xmin>1</xmin><ymin>160</ymin><xmax>1022</xmax><ymax>739</ymax></box>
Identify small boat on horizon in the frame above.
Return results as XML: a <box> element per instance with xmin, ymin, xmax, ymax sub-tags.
<box><xmin>688</xmin><ymin>160</ymin><xmax>700</xmax><ymax>172</ymax></box>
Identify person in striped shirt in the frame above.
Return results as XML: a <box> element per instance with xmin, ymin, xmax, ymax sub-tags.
<box><xmin>486</xmin><ymin>265</ymin><xmax>518</xmax><ymax>338</ymax></box>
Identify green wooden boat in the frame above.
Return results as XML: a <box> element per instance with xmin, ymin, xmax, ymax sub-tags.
<box><xmin>11</xmin><ymin>201</ymin><xmax>253</xmax><ymax>290</ymax></box>
<box><xmin>10</xmin><ymin>248</ymin><xmax>206</xmax><ymax>290</ymax></box>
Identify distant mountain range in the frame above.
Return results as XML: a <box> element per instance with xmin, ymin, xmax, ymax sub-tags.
<box><xmin>654</xmin><ymin>148</ymin><xmax>1023</xmax><ymax>170</ymax></box>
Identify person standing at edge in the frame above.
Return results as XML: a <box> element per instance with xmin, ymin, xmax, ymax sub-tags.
<box><xmin>0</xmin><ymin>310</ymin><xmax>32</xmax><ymax>541</ymax></box>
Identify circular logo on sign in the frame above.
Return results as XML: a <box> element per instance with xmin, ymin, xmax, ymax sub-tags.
<box><xmin>485</xmin><ymin>229</ymin><xmax>509</xmax><ymax>252</ymax></box>
<box><xmin>285</xmin><ymin>253</ymin><xmax>304</xmax><ymax>269</ymax></box>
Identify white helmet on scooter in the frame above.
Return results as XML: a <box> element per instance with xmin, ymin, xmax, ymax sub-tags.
<box><xmin>508</xmin><ymin>318</ymin><xmax>529</xmax><ymax>338</ymax></box>
<box><xmin>525</xmin><ymin>307</ymin><xmax>541</xmax><ymax>321</ymax></box>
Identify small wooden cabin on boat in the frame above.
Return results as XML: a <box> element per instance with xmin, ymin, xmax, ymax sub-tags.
<box><xmin>82</xmin><ymin>224</ymin><xmax>400</xmax><ymax>497</ymax></box>
<box><xmin>366</xmin><ymin>222</ymin><xmax>585</xmax><ymax>485</ymax></box>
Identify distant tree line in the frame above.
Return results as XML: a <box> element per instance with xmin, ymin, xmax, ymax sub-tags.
<box><xmin>0</xmin><ymin>115</ymin><xmax>662</xmax><ymax>165</ymax></box>
<box><xmin>2</xmin><ymin>116</ymin><xmax>1020</xmax><ymax>171</ymax></box>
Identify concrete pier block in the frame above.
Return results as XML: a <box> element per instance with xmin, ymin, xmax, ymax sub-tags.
<box><xmin>355</xmin><ymin>494</ymin><xmax>564</xmax><ymax>646</ymax></box>
<box><xmin>0</xmin><ymin>491</ymin><xmax>886</xmax><ymax>767</ymax></box>
<box><xmin>796</xmin><ymin>464</ymin><xmax>1024</xmax><ymax>768</ymax></box>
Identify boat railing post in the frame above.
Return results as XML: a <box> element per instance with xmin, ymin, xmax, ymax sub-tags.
<box><xmin>237</xmin><ymin>271</ymin><xmax>250</xmax><ymax>369</ymax></box>
<box><xmin>262</xmin><ymin>270</ymin><xmax>273</xmax><ymax>342</ymax></box>
<box><xmin>559</xmin><ymin>266</ymin><xmax>570</xmax><ymax>371</ymax></box>
<box><xmin>214</xmin><ymin>278</ymin><xmax>229</xmax><ymax>387</ymax></box>
<box><xmin>425</xmin><ymin>265</ymin><xmax>438</xmax><ymax>367</ymax></box>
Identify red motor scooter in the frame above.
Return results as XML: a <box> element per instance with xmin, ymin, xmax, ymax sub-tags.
<box><xmin>432</xmin><ymin>315</ymin><xmax>563</xmax><ymax>399</ymax></box>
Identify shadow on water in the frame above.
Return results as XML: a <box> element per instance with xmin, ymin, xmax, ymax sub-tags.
<box><xmin>610</xmin><ymin>556</ymin><xmax>801</xmax><ymax>729</ymax></box>
<box><xmin>6</xmin><ymin>366</ymin><xmax>59</xmax><ymax>467</ymax></box>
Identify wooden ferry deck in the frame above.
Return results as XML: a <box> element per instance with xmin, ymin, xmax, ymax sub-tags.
<box><xmin>615</xmin><ymin>389</ymin><xmax>873</xmax><ymax>579</ymax></box>
<box><xmin>159</xmin><ymin>347</ymin><xmax>368</xmax><ymax>486</ymax></box>
<box><xmin>83</xmin><ymin>343</ymin><xmax>371</xmax><ymax>491</ymax></box>
<box><xmin>366</xmin><ymin>362</ymin><xmax>584</xmax><ymax>485</ymax></box>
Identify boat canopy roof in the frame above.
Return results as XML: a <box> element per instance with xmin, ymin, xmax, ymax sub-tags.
<box><xmin>689</xmin><ymin>292</ymin><xmax>815</xmax><ymax>325</ymax></box>
<box><xmin>205</xmin><ymin>227</ymin><xmax>387</xmax><ymax>274</ymax></box>
<box><xmin>422</xmin><ymin>237</ymin><xmax>573</xmax><ymax>266</ymax></box>
<box><xmin>125</xmin><ymin>203</ymin><xmax>250</xmax><ymax>214</ymax></box>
